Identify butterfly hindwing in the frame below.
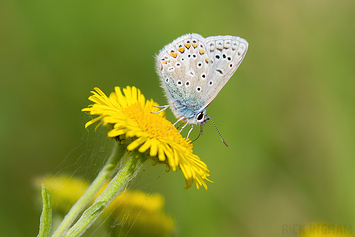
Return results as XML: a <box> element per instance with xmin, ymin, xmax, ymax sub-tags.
<box><xmin>157</xmin><ymin>34</ymin><xmax>211</xmax><ymax>114</ymax></box>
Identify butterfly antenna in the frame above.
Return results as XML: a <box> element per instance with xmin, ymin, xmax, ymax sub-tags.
<box><xmin>206</xmin><ymin>115</ymin><xmax>228</xmax><ymax>147</ymax></box>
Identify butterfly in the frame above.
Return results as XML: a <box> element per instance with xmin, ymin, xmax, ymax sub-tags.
<box><xmin>155</xmin><ymin>33</ymin><xmax>248</xmax><ymax>146</ymax></box>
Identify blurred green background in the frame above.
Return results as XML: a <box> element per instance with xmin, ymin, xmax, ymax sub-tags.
<box><xmin>1</xmin><ymin>0</ymin><xmax>354</xmax><ymax>236</ymax></box>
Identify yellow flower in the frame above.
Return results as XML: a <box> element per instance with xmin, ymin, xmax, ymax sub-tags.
<box><xmin>97</xmin><ymin>186</ymin><xmax>175</xmax><ymax>237</ymax></box>
<box><xmin>82</xmin><ymin>86</ymin><xmax>211</xmax><ymax>190</ymax></box>
<box><xmin>34</xmin><ymin>175</ymin><xmax>89</xmax><ymax>214</ymax></box>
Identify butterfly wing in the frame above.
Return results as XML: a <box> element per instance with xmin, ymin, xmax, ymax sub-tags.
<box><xmin>156</xmin><ymin>33</ymin><xmax>211</xmax><ymax>119</ymax></box>
<box><xmin>200</xmin><ymin>36</ymin><xmax>248</xmax><ymax>109</ymax></box>
<box><xmin>156</xmin><ymin>34</ymin><xmax>248</xmax><ymax>124</ymax></box>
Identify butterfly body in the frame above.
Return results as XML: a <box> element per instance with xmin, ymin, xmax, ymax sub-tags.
<box><xmin>156</xmin><ymin>33</ymin><xmax>248</xmax><ymax>135</ymax></box>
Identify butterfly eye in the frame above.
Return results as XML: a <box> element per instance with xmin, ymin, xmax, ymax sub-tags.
<box><xmin>196</xmin><ymin>112</ymin><xmax>204</xmax><ymax>121</ymax></box>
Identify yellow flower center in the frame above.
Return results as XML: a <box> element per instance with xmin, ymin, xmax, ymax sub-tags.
<box><xmin>122</xmin><ymin>102</ymin><xmax>193</xmax><ymax>150</ymax></box>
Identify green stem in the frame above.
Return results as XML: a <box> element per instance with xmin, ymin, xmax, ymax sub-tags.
<box><xmin>52</xmin><ymin>141</ymin><xmax>125</xmax><ymax>237</ymax></box>
<box><xmin>37</xmin><ymin>185</ymin><xmax>52</xmax><ymax>237</ymax></box>
<box><xmin>63</xmin><ymin>153</ymin><xmax>146</xmax><ymax>237</ymax></box>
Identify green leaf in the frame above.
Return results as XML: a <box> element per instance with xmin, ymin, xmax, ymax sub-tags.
<box><xmin>37</xmin><ymin>184</ymin><xmax>52</xmax><ymax>237</ymax></box>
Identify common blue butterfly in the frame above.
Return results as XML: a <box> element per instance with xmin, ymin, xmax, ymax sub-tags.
<box><xmin>156</xmin><ymin>33</ymin><xmax>248</xmax><ymax>145</ymax></box>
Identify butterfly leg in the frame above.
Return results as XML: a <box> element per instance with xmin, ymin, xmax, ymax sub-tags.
<box><xmin>178</xmin><ymin>122</ymin><xmax>189</xmax><ymax>134</ymax></box>
<box><xmin>186</xmin><ymin>125</ymin><xmax>194</xmax><ymax>139</ymax></box>
<box><xmin>170</xmin><ymin>116</ymin><xmax>185</xmax><ymax>129</ymax></box>
<box><xmin>199</xmin><ymin>125</ymin><xmax>204</xmax><ymax>135</ymax></box>
<box><xmin>151</xmin><ymin>105</ymin><xmax>169</xmax><ymax>114</ymax></box>
<box><xmin>176</xmin><ymin>122</ymin><xmax>184</xmax><ymax>130</ymax></box>
<box><xmin>191</xmin><ymin>125</ymin><xmax>203</xmax><ymax>142</ymax></box>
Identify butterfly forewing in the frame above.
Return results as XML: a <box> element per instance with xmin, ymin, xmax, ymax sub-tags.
<box><xmin>201</xmin><ymin>36</ymin><xmax>248</xmax><ymax>109</ymax></box>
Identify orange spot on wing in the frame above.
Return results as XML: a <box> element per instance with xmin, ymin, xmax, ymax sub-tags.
<box><xmin>185</xmin><ymin>43</ymin><xmax>191</xmax><ymax>49</ymax></box>
<box><xmin>205</xmin><ymin>58</ymin><xmax>209</xmax><ymax>63</ymax></box>
<box><xmin>178</xmin><ymin>47</ymin><xmax>185</xmax><ymax>53</ymax></box>
<box><xmin>169</xmin><ymin>52</ymin><xmax>177</xmax><ymax>58</ymax></box>
<box><xmin>162</xmin><ymin>61</ymin><xmax>167</xmax><ymax>64</ymax></box>
<box><xmin>192</xmin><ymin>43</ymin><xmax>198</xmax><ymax>48</ymax></box>
<box><xmin>199</xmin><ymin>49</ymin><xmax>205</xmax><ymax>55</ymax></box>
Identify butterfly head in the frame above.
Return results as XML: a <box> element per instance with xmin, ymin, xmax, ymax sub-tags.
<box><xmin>194</xmin><ymin>110</ymin><xmax>208</xmax><ymax>125</ymax></box>
<box><xmin>171</xmin><ymin>100</ymin><xmax>208</xmax><ymax>126</ymax></box>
